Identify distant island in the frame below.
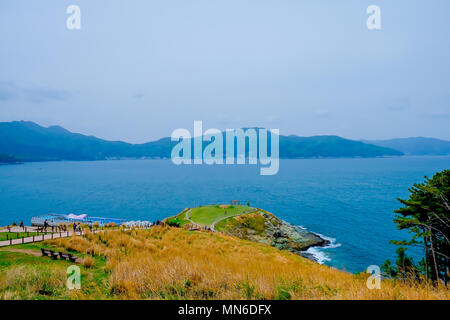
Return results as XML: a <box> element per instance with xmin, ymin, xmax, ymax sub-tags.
<box><xmin>363</xmin><ymin>137</ymin><xmax>450</xmax><ymax>156</ymax></box>
<box><xmin>0</xmin><ymin>121</ymin><xmax>412</xmax><ymax>162</ymax></box>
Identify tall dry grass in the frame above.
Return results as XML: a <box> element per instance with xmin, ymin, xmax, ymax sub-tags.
<box><xmin>0</xmin><ymin>265</ymin><xmax>67</xmax><ymax>299</ymax></box>
<box><xmin>48</xmin><ymin>226</ymin><xmax>450</xmax><ymax>300</ymax></box>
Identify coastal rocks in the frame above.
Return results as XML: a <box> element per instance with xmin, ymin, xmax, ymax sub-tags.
<box><xmin>218</xmin><ymin>210</ymin><xmax>328</xmax><ymax>255</ymax></box>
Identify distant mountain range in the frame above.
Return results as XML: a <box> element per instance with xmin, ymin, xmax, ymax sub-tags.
<box><xmin>1</xmin><ymin>121</ymin><xmax>447</xmax><ymax>163</ymax></box>
<box><xmin>0</xmin><ymin>121</ymin><xmax>173</xmax><ymax>162</ymax></box>
<box><xmin>363</xmin><ymin>138</ymin><xmax>450</xmax><ymax>156</ymax></box>
<box><xmin>0</xmin><ymin>152</ymin><xmax>20</xmax><ymax>164</ymax></box>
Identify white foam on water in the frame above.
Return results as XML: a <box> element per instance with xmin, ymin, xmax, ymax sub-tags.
<box><xmin>304</xmin><ymin>246</ymin><xmax>331</xmax><ymax>264</ymax></box>
<box><xmin>297</xmin><ymin>226</ymin><xmax>341</xmax><ymax>264</ymax></box>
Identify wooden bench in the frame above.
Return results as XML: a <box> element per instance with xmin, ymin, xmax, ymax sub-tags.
<box><xmin>41</xmin><ymin>248</ymin><xmax>51</xmax><ymax>256</ymax></box>
<box><xmin>41</xmin><ymin>248</ymin><xmax>59</xmax><ymax>260</ymax></box>
<box><xmin>59</xmin><ymin>252</ymin><xmax>78</xmax><ymax>263</ymax></box>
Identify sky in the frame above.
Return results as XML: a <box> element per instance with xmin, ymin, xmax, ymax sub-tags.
<box><xmin>0</xmin><ymin>0</ymin><xmax>449</xmax><ymax>143</ymax></box>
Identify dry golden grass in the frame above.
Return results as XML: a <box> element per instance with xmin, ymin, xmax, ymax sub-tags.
<box><xmin>0</xmin><ymin>265</ymin><xmax>67</xmax><ymax>299</ymax></box>
<box><xmin>82</xmin><ymin>256</ymin><xmax>95</xmax><ymax>268</ymax></box>
<box><xmin>47</xmin><ymin>226</ymin><xmax>450</xmax><ymax>300</ymax></box>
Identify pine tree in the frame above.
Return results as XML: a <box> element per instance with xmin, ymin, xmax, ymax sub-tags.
<box><xmin>391</xmin><ymin>169</ymin><xmax>450</xmax><ymax>284</ymax></box>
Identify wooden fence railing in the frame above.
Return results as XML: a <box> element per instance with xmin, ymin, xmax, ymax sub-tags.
<box><xmin>0</xmin><ymin>225</ymin><xmax>152</xmax><ymax>247</ymax></box>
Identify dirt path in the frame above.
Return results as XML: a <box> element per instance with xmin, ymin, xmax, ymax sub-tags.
<box><xmin>0</xmin><ymin>248</ymin><xmax>41</xmax><ymax>256</ymax></box>
<box><xmin>0</xmin><ymin>247</ymin><xmax>85</xmax><ymax>264</ymax></box>
<box><xmin>184</xmin><ymin>209</ymin><xmax>194</xmax><ymax>224</ymax></box>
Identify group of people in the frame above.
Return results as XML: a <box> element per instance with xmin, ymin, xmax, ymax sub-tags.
<box><xmin>40</xmin><ymin>219</ymin><xmax>91</xmax><ymax>233</ymax></box>
<box><xmin>73</xmin><ymin>222</ymin><xmax>84</xmax><ymax>233</ymax></box>
<box><xmin>13</xmin><ymin>219</ymin><xmax>96</xmax><ymax>234</ymax></box>
<box><xmin>72</xmin><ymin>222</ymin><xmax>94</xmax><ymax>233</ymax></box>
<box><xmin>43</xmin><ymin>220</ymin><xmax>67</xmax><ymax>232</ymax></box>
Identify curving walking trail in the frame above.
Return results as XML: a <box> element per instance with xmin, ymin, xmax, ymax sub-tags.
<box><xmin>184</xmin><ymin>208</ymin><xmax>196</xmax><ymax>225</ymax></box>
<box><xmin>210</xmin><ymin>208</ymin><xmax>258</xmax><ymax>232</ymax></box>
<box><xmin>184</xmin><ymin>207</ymin><xmax>258</xmax><ymax>232</ymax></box>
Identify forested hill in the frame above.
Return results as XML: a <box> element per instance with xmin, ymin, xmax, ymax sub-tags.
<box><xmin>0</xmin><ymin>121</ymin><xmax>403</xmax><ymax>161</ymax></box>
<box><xmin>363</xmin><ymin>137</ymin><xmax>450</xmax><ymax>156</ymax></box>
<box><xmin>0</xmin><ymin>152</ymin><xmax>20</xmax><ymax>164</ymax></box>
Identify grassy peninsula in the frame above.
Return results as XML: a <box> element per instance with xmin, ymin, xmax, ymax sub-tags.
<box><xmin>165</xmin><ymin>204</ymin><xmax>254</xmax><ymax>228</ymax></box>
<box><xmin>0</xmin><ymin>205</ymin><xmax>449</xmax><ymax>300</ymax></box>
<box><xmin>165</xmin><ymin>205</ymin><xmax>327</xmax><ymax>254</ymax></box>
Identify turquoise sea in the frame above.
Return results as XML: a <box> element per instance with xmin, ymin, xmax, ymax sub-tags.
<box><xmin>0</xmin><ymin>157</ymin><xmax>449</xmax><ymax>273</ymax></box>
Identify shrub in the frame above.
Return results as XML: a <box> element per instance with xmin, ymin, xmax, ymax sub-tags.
<box><xmin>276</xmin><ymin>286</ymin><xmax>292</xmax><ymax>300</ymax></box>
<box><xmin>166</xmin><ymin>218</ymin><xmax>181</xmax><ymax>228</ymax></box>
<box><xmin>83</xmin><ymin>256</ymin><xmax>95</xmax><ymax>268</ymax></box>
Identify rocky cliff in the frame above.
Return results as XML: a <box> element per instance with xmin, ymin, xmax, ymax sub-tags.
<box><xmin>215</xmin><ymin>210</ymin><xmax>328</xmax><ymax>255</ymax></box>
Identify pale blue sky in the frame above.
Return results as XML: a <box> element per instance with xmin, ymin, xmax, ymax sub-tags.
<box><xmin>0</xmin><ymin>0</ymin><xmax>449</xmax><ymax>142</ymax></box>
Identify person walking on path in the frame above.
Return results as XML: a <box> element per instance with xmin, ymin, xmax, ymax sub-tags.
<box><xmin>19</xmin><ymin>221</ymin><xmax>24</xmax><ymax>230</ymax></box>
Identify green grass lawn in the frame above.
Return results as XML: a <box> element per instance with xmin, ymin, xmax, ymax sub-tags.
<box><xmin>0</xmin><ymin>242</ymin><xmax>109</xmax><ymax>299</ymax></box>
<box><xmin>189</xmin><ymin>205</ymin><xmax>253</xmax><ymax>226</ymax></box>
<box><xmin>0</xmin><ymin>232</ymin><xmax>47</xmax><ymax>241</ymax></box>
<box><xmin>165</xmin><ymin>209</ymin><xmax>191</xmax><ymax>227</ymax></box>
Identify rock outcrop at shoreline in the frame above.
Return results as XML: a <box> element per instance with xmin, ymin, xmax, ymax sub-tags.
<box><xmin>215</xmin><ymin>210</ymin><xmax>328</xmax><ymax>256</ymax></box>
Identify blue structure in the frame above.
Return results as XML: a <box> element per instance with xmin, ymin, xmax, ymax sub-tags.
<box><xmin>31</xmin><ymin>213</ymin><xmax>126</xmax><ymax>227</ymax></box>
